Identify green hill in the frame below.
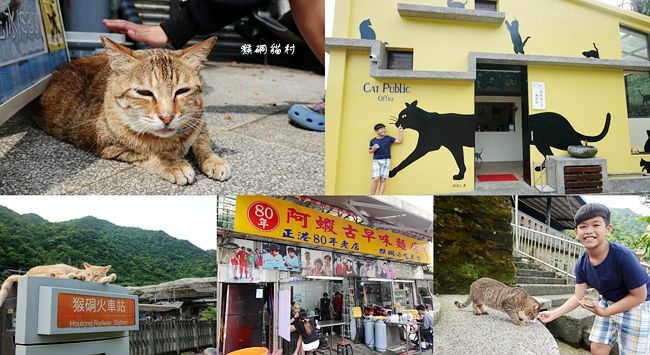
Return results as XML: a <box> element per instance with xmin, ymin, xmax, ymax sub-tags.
<box><xmin>609</xmin><ymin>208</ymin><xmax>649</xmax><ymax>251</ymax></box>
<box><xmin>0</xmin><ymin>205</ymin><xmax>216</xmax><ymax>286</ymax></box>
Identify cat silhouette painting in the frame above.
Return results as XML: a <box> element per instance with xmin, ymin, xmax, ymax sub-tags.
<box><xmin>359</xmin><ymin>19</ymin><xmax>376</xmax><ymax>40</ymax></box>
<box><xmin>582</xmin><ymin>43</ymin><xmax>599</xmax><ymax>58</ymax></box>
<box><xmin>447</xmin><ymin>0</ymin><xmax>467</xmax><ymax>8</ymax></box>
<box><xmin>389</xmin><ymin>100</ymin><xmax>474</xmax><ymax>180</ymax></box>
<box><xmin>644</xmin><ymin>130</ymin><xmax>650</xmax><ymax>152</ymax></box>
<box><xmin>641</xmin><ymin>158</ymin><xmax>650</xmax><ymax>173</ymax></box>
<box><xmin>529</xmin><ymin>112</ymin><xmax>611</xmax><ymax>171</ymax></box>
<box><xmin>505</xmin><ymin>19</ymin><xmax>531</xmax><ymax>54</ymax></box>
<box><xmin>639</xmin><ymin>90</ymin><xmax>650</xmax><ymax>105</ymax></box>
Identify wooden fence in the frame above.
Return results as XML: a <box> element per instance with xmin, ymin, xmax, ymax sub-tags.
<box><xmin>130</xmin><ymin>319</ymin><xmax>216</xmax><ymax>355</ymax></box>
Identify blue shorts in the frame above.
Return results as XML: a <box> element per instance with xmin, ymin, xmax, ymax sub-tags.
<box><xmin>372</xmin><ymin>159</ymin><xmax>391</xmax><ymax>179</ymax></box>
<box><xmin>589</xmin><ymin>299</ymin><xmax>650</xmax><ymax>354</ymax></box>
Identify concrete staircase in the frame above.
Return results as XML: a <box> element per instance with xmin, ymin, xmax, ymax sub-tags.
<box><xmin>514</xmin><ymin>256</ymin><xmax>601</xmax><ymax>352</ymax></box>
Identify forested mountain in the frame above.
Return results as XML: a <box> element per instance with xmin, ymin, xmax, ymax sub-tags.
<box><xmin>0</xmin><ymin>206</ymin><xmax>216</xmax><ymax>286</ymax></box>
<box><xmin>608</xmin><ymin>208</ymin><xmax>649</xmax><ymax>251</ymax></box>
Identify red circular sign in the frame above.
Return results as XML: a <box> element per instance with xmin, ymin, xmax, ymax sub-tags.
<box><xmin>247</xmin><ymin>201</ymin><xmax>280</xmax><ymax>232</ymax></box>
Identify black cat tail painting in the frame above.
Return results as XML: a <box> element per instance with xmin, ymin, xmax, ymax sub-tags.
<box><xmin>644</xmin><ymin>130</ymin><xmax>650</xmax><ymax>152</ymax></box>
<box><xmin>359</xmin><ymin>19</ymin><xmax>376</xmax><ymax>40</ymax></box>
<box><xmin>529</xmin><ymin>112</ymin><xmax>611</xmax><ymax>171</ymax></box>
<box><xmin>388</xmin><ymin>100</ymin><xmax>474</xmax><ymax>180</ymax></box>
<box><xmin>505</xmin><ymin>18</ymin><xmax>531</xmax><ymax>54</ymax></box>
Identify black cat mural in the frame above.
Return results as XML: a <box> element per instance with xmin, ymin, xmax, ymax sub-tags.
<box><xmin>389</xmin><ymin>100</ymin><xmax>475</xmax><ymax>180</ymax></box>
<box><xmin>447</xmin><ymin>0</ymin><xmax>468</xmax><ymax>8</ymax></box>
<box><xmin>644</xmin><ymin>130</ymin><xmax>650</xmax><ymax>152</ymax></box>
<box><xmin>505</xmin><ymin>19</ymin><xmax>531</xmax><ymax>54</ymax></box>
<box><xmin>641</xmin><ymin>158</ymin><xmax>650</xmax><ymax>173</ymax></box>
<box><xmin>529</xmin><ymin>112</ymin><xmax>611</xmax><ymax>171</ymax></box>
<box><xmin>359</xmin><ymin>19</ymin><xmax>376</xmax><ymax>40</ymax></box>
<box><xmin>582</xmin><ymin>43</ymin><xmax>599</xmax><ymax>58</ymax></box>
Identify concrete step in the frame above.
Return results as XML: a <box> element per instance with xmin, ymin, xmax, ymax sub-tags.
<box><xmin>515</xmin><ymin>261</ymin><xmax>544</xmax><ymax>271</ymax></box>
<box><xmin>545</xmin><ymin>306</ymin><xmax>595</xmax><ymax>347</ymax></box>
<box><xmin>516</xmin><ymin>269</ymin><xmax>556</xmax><ymax>278</ymax></box>
<box><xmin>516</xmin><ymin>276</ymin><xmax>568</xmax><ymax>285</ymax></box>
<box><xmin>519</xmin><ymin>284</ymin><xmax>575</xmax><ymax>296</ymax></box>
<box><xmin>537</xmin><ymin>294</ymin><xmax>574</xmax><ymax>309</ymax></box>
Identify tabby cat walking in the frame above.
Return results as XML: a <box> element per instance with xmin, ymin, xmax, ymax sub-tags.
<box><xmin>455</xmin><ymin>277</ymin><xmax>544</xmax><ymax>325</ymax></box>
<box><xmin>34</xmin><ymin>36</ymin><xmax>231</xmax><ymax>185</ymax></box>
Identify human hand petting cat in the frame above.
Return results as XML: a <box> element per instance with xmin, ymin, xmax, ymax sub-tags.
<box><xmin>102</xmin><ymin>19</ymin><xmax>170</xmax><ymax>48</ymax></box>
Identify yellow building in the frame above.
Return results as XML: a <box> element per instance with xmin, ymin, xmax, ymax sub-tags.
<box><xmin>326</xmin><ymin>0</ymin><xmax>650</xmax><ymax>194</ymax></box>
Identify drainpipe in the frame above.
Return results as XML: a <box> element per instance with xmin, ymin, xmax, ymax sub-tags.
<box><xmin>545</xmin><ymin>198</ymin><xmax>552</xmax><ymax>226</ymax></box>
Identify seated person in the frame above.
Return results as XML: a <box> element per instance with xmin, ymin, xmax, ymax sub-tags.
<box><xmin>293</xmin><ymin>310</ymin><xmax>320</xmax><ymax>355</ymax></box>
<box><xmin>416</xmin><ymin>305</ymin><xmax>433</xmax><ymax>350</ymax></box>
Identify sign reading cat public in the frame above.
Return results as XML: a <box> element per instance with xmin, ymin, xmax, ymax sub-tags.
<box><xmin>234</xmin><ymin>196</ymin><xmax>431</xmax><ymax>265</ymax></box>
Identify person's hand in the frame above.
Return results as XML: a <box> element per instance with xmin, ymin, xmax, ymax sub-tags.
<box><xmin>373</xmin><ymin>144</ymin><xmax>379</xmax><ymax>150</ymax></box>
<box><xmin>536</xmin><ymin>310</ymin><xmax>556</xmax><ymax>323</ymax></box>
<box><xmin>102</xmin><ymin>19</ymin><xmax>170</xmax><ymax>47</ymax></box>
<box><xmin>398</xmin><ymin>125</ymin><xmax>403</xmax><ymax>132</ymax></box>
<box><xmin>580</xmin><ymin>301</ymin><xmax>609</xmax><ymax>317</ymax></box>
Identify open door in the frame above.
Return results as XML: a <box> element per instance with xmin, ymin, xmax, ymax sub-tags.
<box><xmin>474</xmin><ymin>64</ymin><xmax>528</xmax><ymax>184</ymax></box>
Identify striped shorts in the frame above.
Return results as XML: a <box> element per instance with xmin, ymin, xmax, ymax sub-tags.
<box><xmin>372</xmin><ymin>159</ymin><xmax>391</xmax><ymax>179</ymax></box>
<box><xmin>589</xmin><ymin>299</ymin><xmax>650</xmax><ymax>354</ymax></box>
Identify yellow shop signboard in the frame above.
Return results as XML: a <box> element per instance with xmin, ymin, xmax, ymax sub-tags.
<box><xmin>234</xmin><ymin>196</ymin><xmax>431</xmax><ymax>265</ymax></box>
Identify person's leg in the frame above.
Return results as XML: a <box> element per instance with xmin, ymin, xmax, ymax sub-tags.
<box><xmin>378</xmin><ymin>178</ymin><xmax>387</xmax><ymax>195</ymax></box>
<box><xmin>293</xmin><ymin>335</ymin><xmax>303</xmax><ymax>355</ymax></box>
<box><xmin>371</xmin><ymin>177</ymin><xmax>380</xmax><ymax>195</ymax></box>
<box><xmin>588</xmin><ymin>301</ymin><xmax>617</xmax><ymax>355</ymax></box>
<box><xmin>615</xmin><ymin>301</ymin><xmax>650</xmax><ymax>355</ymax></box>
<box><xmin>288</xmin><ymin>0</ymin><xmax>325</xmax><ymax>65</ymax></box>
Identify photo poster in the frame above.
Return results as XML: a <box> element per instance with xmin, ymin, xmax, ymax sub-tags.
<box><xmin>262</xmin><ymin>242</ymin><xmax>301</xmax><ymax>272</ymax></box>
<box><xmin>0</xmin><ymin>0</ymin><xmax>69</xmax><ymax>106</ymax></box>
<box><xmin>301</xmin><ymin>248</ymin><xmax>332</xmax><ymax>276</ymax></box>
<box><xmin>333</xmin><ymin>252</ymin><xmax>359</xmax><ymax>277</ymax></box>
<box><xmin>227</xmin><ymin>239</ymin><xmax>263</xmax><ymax>282</ymax></box>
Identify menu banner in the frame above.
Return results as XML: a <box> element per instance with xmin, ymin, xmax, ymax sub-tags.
<box><xmin>234</xmin><ymin>196</ymin><xmax>431</xmax><ymax>264</ymax></box>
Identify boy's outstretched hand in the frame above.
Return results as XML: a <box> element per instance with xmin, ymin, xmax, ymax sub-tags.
<box><xmin>537</xmin><ymin>310</ymin><xmax>556</xmax><ymax>324</ymax></box>
<box><xmin>102</xmin><ymin>19</ymin><xmax>170</xmax><ymax>48</ymax></box>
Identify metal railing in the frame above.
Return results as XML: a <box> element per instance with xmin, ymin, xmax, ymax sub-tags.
<box><xmin>513</xmin><ymin>224</ymin><xmax>650</xmax><ymax>278</ymax></box>
<box><xmin>129</xmin><ymin>318</ymin><xmax>215</xmax><ymax>355</ymax></box>
<box><xmin>513</xmin><ymin>224</ymin><xmax>585</xmax><ymax>279</ymax></box>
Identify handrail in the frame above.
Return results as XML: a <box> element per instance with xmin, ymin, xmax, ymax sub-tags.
<box><xmin>512</xmin><ymin>224</ymin><xmax>583</xmax><ymax>280</ymax></box>
<box><xmin>512</xmin><ymin>223</ymin><xmax>650</xmax><ymax>279</ymax></box>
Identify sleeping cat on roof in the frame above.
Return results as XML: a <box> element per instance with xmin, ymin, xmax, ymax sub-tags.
<box><xmin>34</xmin><ymin>36</ymin><xmax>231</xmax><ymax>185</ymax></box>
<box><xmin>0</xmin><ymin>262</ymin><xmax>116</xmax><ymax>307</ymax></box>
<box><xmin>455</xmin><ymin>277</ymin><xmax>544</xmax><ymax>326</ymax></box>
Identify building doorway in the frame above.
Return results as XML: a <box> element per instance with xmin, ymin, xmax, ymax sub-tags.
<box><xmin>474</xmin><ymin>64</ymin><xmax>531</xmax><ymax>185</ymax></box>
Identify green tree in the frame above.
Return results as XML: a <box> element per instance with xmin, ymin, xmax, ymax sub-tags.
<box><xmin>199</xmin><ymin>304</ymin><xmax>217</xmax><ymax>321</ymax></box>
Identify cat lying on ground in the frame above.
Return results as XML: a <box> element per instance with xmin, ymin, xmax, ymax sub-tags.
<box><xmin>34</xmin><ymin>36</ymin><xmax>231</xmax><ymax>185</ymax></box>
<box><xmin>455</xmin><ymin>277</ymin><xmax>544</xmax><ymax>326</ymax></box>
<box><xmin>0</xmin><ymin>262</ymin><xmax>116</xmax><ymax>307</ymax></box>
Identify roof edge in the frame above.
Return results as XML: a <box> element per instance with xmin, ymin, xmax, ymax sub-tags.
<box><xmin>569</xmin><ymin>0</ymin><xmax>650</xmax><ymax>26</ymax></box>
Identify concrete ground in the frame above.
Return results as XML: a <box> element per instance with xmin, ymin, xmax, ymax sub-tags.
<box><xmin>434</xmin><ymin>295</ymin><xmax>560</xmax><ymax>355</ymax></box>
<box><xmin>0</xmin><ymin>61</ymin><xmax>324</xmax><ymax>195</ymax></box>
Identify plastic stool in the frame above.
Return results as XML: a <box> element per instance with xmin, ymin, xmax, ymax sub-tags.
<box><xmin>336</xmin><ymin>339</ymin><xmax>353</xmax><ymax>355</ymax></box>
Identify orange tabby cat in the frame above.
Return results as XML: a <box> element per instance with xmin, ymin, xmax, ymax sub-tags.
<box><xmin>34</xmin><ymin>36</ymin><xmax>231</xmax><ymax>185</ymax></box>
<box><xmin>454</xmin><ymin>277</ymin><xmax>544</xmax><ymax>325</ymax></box>
<box><xmin>0</xmin><ymin>262</ymin><xmax>116</xmax><ymax>307</ymax></box>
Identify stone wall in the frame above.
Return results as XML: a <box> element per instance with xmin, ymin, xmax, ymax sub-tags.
<box><xmin>434</xmin><ymin>196</ymin><xmax>515</xmax><ymax>294</ymax></box>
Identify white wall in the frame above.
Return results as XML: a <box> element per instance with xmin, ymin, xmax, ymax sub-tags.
<box><xmin>628</xmin><ymin>117</ymin><xmax>650</xmax><ymax>154</ymax></box>
<box><xmin>475</xmin><ymin>96</ymin><xmax>523</xmax><ymax>162</ymax></box>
